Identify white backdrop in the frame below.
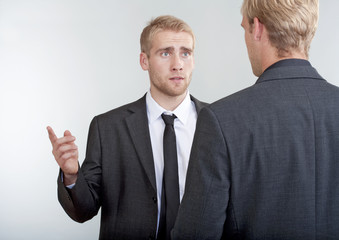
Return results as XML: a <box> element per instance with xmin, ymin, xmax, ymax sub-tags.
<box><xmin>0</xmin><ymin>1</ymin><xmax>338</xmax><ymax>239</ymax></box>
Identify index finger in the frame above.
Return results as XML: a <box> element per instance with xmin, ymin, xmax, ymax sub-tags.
<box><xmin>47</xmin><ymin>126</ymin><xmax>58</xmax><ymax>143</ymax></box>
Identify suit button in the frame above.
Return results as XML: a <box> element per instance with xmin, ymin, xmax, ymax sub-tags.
<box><xmin>152</xmin><ymin>197</ymin><xmax>157</xmax><ymax>203</ymax></box>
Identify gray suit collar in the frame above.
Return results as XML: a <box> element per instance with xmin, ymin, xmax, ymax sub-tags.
<box><xmin>256</xmin><ymin>64</ymin><xmax>325</xmax><ymax>85</ymax></box>
<box><xmin>190</xmin><ymin>94</ymin><xmax>207</xmax><ymax>114</ymax></box>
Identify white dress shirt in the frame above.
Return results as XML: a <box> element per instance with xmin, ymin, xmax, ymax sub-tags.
<box><xmin>146</xmin><ymin>90</ymin><xmax>198</xmax><ymax>228</ymax></box>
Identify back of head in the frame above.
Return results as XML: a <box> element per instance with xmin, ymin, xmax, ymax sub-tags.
<box><xmin>241</xmin><ymin>0</ymin><xmax>319</xmax><ymax>58</ymax></box>
<box><xmin>140</xmin><ymin>15</ymin><xmax>195</xmax><ymax>57</ymax></box>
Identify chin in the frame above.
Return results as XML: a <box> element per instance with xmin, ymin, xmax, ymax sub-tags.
<box><xmin>166</xmin><ymin>88</ymin><xmax>187</xmax><ymax>97</ymax></box>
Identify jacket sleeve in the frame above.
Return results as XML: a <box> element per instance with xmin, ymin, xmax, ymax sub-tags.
<box><xmin>57</xmin><ymin>116</ymin><xmax>102</xmax><ymax>223</ymax></box>
<box><xmin>172</xmin><ymin>106</ymin><xmax>230</xmax><ymax>239</ymax></box>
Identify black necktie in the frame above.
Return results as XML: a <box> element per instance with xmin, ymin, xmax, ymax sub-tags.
<box><xmin>158</xmin><ymin>113</ymin><xmax>180</xmax><ymax>240</ymax></box>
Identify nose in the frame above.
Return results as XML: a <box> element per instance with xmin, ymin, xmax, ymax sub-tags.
<box><xmin>171</xmin><ymin>54</ymin><xmax>183</xmax><ymax>71</ymax></box>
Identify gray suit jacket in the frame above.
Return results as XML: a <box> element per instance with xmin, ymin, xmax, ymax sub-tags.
<box><xmin>172</xmin><ymin>62</ymin><xmax>339</xmax><ymax>239</ymax></box>
<box><xmin>57</xmin><ymin>94</ymin><xmax>207</xmax><ymax>240</ymax></box>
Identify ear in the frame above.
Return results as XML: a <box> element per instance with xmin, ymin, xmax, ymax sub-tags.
<box><xmin>140</xmin><ymin>52</ymin><xmax>149</xmax><ymax>71</ymax></box>
<box><xmin>253</xmin><ymin>17</ymin><xmax>264</xmax><ymax>41</ymax></box>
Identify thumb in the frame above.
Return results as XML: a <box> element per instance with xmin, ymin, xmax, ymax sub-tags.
<box><xmin>64</xmin><ymin>130</ymin><xmax>72</xmax><ymax>137</ymax></box>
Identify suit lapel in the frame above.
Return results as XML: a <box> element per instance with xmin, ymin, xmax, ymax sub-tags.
<box><xmin>190</xmin><ymin>95</ymin><xmax>208</xmax><ymax>114</ymax></box>
<box><xmin>125</xmin><ymin>95</ymin><xmax>157</xmax><ymax>191</ymax></box>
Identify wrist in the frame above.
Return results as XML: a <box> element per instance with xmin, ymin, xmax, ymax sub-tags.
<box><xmin>63</xmin><ymin>172</ymin><xmax>78</xmax><ymax>186</ymax></box>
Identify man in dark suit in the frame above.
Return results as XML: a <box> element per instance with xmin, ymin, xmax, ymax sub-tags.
<box><xmin>172</xmin><ymin>0</ymin><xmax>339</xmax><ymax>239</ymax></box>
<box><xmin>47</xmin><ymin>15</ymin><xmax>206</xmax><ymax>239</ymax></box>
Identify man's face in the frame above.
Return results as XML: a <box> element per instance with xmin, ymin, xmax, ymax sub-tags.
<box><xmin>141</xmin><ymin>30</ymin><xmax>194</xmax><ymax>99</ymax></box>
<box><xmin>241</xmin><ymin>15</ymin><xmax>261</xmax><ymax>77</ymax></box>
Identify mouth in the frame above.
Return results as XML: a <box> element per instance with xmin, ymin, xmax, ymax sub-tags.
<box><xmin>169</xmin><ymin>76</ymin><xmax>184</xmax><ymax>81</ymax></box>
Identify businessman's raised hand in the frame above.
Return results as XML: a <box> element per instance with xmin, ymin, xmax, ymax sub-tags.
<box><xmin>47</xmin><ymin>126</ymin><xmax>79</xmax><ymax>185</ymax></box>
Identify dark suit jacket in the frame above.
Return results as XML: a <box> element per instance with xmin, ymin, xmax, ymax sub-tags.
<box><xmin>172</xmin><ymin>61</ymin><xmax>339</xmax><ymax>239</ymax></box>
<box><xmin>57</xmin><ymin>94</ymin><xmax>206</xmax><ymax>240</ymax></box>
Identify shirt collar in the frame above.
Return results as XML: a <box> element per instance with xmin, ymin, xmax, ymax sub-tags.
<box><xmin>146</xmin><ymin>90</ymin><xmax>192</xmax><ymax>125</ymax></box>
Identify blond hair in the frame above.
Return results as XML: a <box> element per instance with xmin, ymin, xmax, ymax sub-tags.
<box><xmin>140</xmin><ymin>15</ymin><xmax>195</xmax><ymax>56</ymax></box>
<box><xmin>241</xmin><ymin>0</ymin><xmax>319</xmax><ymax>58</ymax></box>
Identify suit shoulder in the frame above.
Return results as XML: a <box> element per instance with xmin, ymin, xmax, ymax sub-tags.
<box><xmin>94</xmin><ymin>96</ymin><xmax>146</xmax><ymax>122</ymax></box>
<box><xmin>209</xmin><ymin>85</ymin><xmax>254</xmax><ymax>112</ymax></box>
<box><xmin>190</xmin><ymin>95</ymin><xmax>208</xmax><ymax>106</ymax></box>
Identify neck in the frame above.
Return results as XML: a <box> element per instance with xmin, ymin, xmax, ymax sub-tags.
<box><xmin>261</xmin><ymin>50</ymin><xmax>308</xmax><ymax>75</ymax></box>
<box><xmin>150</xmin><ymin>90</ymin><xmax>187</xmax><ymax>111</ymax></box>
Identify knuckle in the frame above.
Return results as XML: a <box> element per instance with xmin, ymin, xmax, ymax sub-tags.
<box><xmin>59</xmin><ymin>145</ymin><xmax>66</xmax><ymax>152</ymax></box>
<box><xmin>61</xmin><ymin>153</ymin><xmax>69</xmax><ymax>161</ymax></box>
<box><xmin>55</xmin><ymin>139</ymin><xmax>62</xmax><ymax>146</ymax></box>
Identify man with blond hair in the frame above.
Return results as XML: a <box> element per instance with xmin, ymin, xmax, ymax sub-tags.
<box><xmin>172</xmin><ymin>0</ymin><xmax>339</xmax><ymax>239</ymax></box>
<box><xmin>47</xmin><ymin>15</ymin><xmax>206</xmax><ymax>239</ymax></box>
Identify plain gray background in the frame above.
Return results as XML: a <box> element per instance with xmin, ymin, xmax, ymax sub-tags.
<box><xmin>0</xmin><ymin>0</ymin><xmax>338</xmax><ymax>239</ymax></box>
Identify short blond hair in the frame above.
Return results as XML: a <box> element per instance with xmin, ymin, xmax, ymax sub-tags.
<box><xmin>140</xmin><ymin>15</ymin><xmax>195</xmax><ymax>56</ymax></box>
<box><xmin>241</xmin><ymin>0</ymin><xmax>319</xmax><ymax>58</ymax></box>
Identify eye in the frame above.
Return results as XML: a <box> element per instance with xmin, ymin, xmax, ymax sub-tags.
<box><xmin>161</xmin><ymin>52</ymin><xmax>170</xmax><ymax>57</ymax></box>
<box><xmin>182</xmin><ymin>52</ymin><xmax>190</xmax><ymax>57</ymax></box>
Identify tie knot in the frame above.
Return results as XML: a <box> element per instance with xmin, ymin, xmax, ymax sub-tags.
<box><xmin>161</xmin><ymin>113</ymin><xmax>176</xmax><ymax>126</ymax></box>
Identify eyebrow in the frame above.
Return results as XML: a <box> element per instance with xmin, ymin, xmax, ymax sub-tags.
<box><xmin>155</xmin><ymin>46</ymin><xmax>193</xmax><ymax>54</ymax></box>
<box><xmin>181</xmin><ymin>47</ymin><xmax>193</xmax><ymax>53</ymax></box>
<box><xmin>155</xmin><ymin>47</ymin><xmax>174</xmax><ymax>54</ymax></box>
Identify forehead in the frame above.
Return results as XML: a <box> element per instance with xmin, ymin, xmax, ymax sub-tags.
<box><xmin>151</xmin><ymin>30</ymin><xmax>194</xmax><ymax>50</ymax></box>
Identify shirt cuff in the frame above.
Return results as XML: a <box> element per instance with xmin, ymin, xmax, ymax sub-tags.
<box><xmin>61</xmin><ymin>171</ymin><xmax>76</xmax><ymax>189</ymax></box>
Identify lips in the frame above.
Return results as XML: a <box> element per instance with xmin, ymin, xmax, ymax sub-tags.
<box><xmin>169</xmin><ymin>76</ymin><xmax>184</xmax><ymax>80</ymax></box>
